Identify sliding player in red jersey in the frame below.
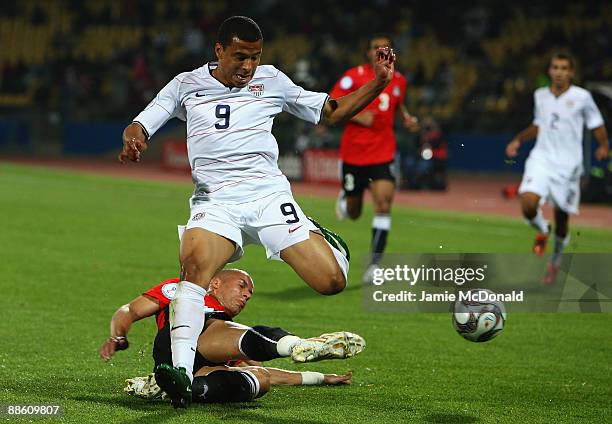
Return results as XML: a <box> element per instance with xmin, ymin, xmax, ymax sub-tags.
<box><xmin>100</xmin><ymin>269</ymin><xmax>363</xmax><ymax>403</ymax></box>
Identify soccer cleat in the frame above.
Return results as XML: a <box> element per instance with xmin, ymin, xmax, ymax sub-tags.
<box><xmin>543</xmin><ymin>262</ymin><xmax>559</xmax><ymax>285</ymax></box>
<box><xmin>335</xmin><ymin>190</ymin><xmax>348</xmax><ymax>220</ymax></box>
<box><xmin>291</xmin><ymin>331</ymin><xmax>365</xmax><ymax>363</ymax></box>
<box><xmin>533</xmin><ymin>232</ymin><xmax>549</xmax><ymax>256</ymax></box>
<box><xmin>154</xmin><ymin>364</ymin><xmax>192</xmax><ymax>408</ymax></box>
<box><xmin>124</xmin><ymin>373</ymin><xmax>166</xmax><ymax>400</ymax></box>
<box><xmin>307</xmin><ymin>216</ymin><xmax>351</xmax><ymax>261</ymax></box>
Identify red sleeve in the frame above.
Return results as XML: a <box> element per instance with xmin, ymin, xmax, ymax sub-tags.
<box><xmin>330</xmin><ymin>68</ymin><xmax>359</xmax><ymax>99</ymax></box>
<box><xmin>400</xmin><ymin>73</ymin><xmax>407</xmax><ymax>102</ymax></box>
<box><xmin>143</xmin><ymin>278</ymin><xmax>181</xmax><ymax>309</ymax></box>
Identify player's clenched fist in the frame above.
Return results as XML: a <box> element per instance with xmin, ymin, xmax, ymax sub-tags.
<box><xmin>374</xmin><ymin>47</ymin><xmax>395</xmax><ymax>86</ymax></box>
<box><xmin>119</xmin><ymin>122</ymin><xmax>148</xmax><ymax>164</ymax></box>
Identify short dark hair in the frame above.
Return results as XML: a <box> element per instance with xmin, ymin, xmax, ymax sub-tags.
<box><xmin>217</xmin><ymin>16</ymin><xmax>263</xmax><ymax>47</ymax></box>
<box><xmin>550</xmin><ymin>51</ymin><xmax>575</xmax><ymax>69</ymax></box>
<box><xmin>368</xmin><ymin>33</ymin><xmax>394</xmax><ymax>49</ymax></box>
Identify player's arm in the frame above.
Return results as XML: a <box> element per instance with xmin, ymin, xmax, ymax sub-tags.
<box><xmin>506</xmin><ymin>124</ymin><xmax>539</xmax><ymax>158</ymax></box>
<box><xmin>592</xmin><ymin>125</ymin><xmax>609</xmax><ymax>161</ymax></box>
<box><xmin>119</xmin><ymin>76</ymin><xmax>185</xmax><ymax>164</ymax></box>
<box><xmin>396</xmin><ymin>102</ymin><xmax>419</xmax><ymax>131</ymax></box>
<box><xmin>321</xmin><ymin>48</ymin><xmax>395</xmax><ymax>126</ymax></box>
<box><xmin>99</xmin><ymin>294</ymin><xmax>160</xmax><ymax>361</ymax></box>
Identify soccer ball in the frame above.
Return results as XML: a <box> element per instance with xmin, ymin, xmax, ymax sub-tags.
<box><xmin>452</xmin><ymin>289</ymin><xmax>507</xmax><ymax>342</ymax></box>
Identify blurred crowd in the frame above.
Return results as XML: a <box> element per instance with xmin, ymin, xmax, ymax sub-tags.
<box><xmin>1</xmin><ymin>0</ymin><xmax>611</xmax><ymax>133</ymax></box>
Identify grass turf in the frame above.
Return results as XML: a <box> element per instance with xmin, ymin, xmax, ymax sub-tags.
<box><xmin>1</xmin><ymin>162</ymin><xmax>611</xmax><ymax>423</ymax></box>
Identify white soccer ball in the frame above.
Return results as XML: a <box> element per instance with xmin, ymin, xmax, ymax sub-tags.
<box><xmin>452</xmin><ymin>289</ymin><xmax>507</xmax><ymax>342</ymax></box>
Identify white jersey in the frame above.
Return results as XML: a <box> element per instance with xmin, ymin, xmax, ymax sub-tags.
<box><xmin>134</xmin><ymin>63</ymin><xmax>328</xmax><ymax>204</ymax></box>
<box><xmin>529</xmin><ymin>85</ymin><xmax>604</xmax><ymax>175</ymax></box>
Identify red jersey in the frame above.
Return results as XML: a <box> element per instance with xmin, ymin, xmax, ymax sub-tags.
<box><xmin>143</xmin><ymin>278</ymin><xmax>227</xmax><ymax>330</ymax></box>
<box><xmin>330</xmin><ymin>64</ymin><xmax>407</xmax><ymax>166</ymax></box>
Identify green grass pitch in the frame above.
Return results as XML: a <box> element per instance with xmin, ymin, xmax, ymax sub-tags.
<box><xmin>1</xmin><ymin>162</ymin><xmax>611</xmax><ymax>423</ymax></box>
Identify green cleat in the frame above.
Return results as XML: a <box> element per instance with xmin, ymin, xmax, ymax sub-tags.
<box><xmin>154</xmin><ymin>364</ymin><xmax>192</xmax><ymax>409</ymax></box>
<box><xmin>307</xmin><ymin>217</ymin><xmax>351</xmax><ymax>261</ymax></box>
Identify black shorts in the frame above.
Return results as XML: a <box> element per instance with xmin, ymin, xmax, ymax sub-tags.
<box><xmin>153</xmin><ymin>312</ymin><xmax>234</xmax><ymax>373</ymax></box>
<box><xmin>341</xmin><ymin>161</ymin><xmax>396</xmax><ymax>196</ymax></box>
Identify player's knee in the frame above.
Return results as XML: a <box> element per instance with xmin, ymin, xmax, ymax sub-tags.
<box><xmin>375</xmin><ymin>202</ymin><xmax>392</xmax><ymax>214</ymax></box>
<box><xmin>346</xmin><ymin>205</ymin><xmax>362</xmax><ymax>220</ymax></box>
<box><xmin>520</xmin><ymin>200</ymin><xmax>538</xmax><ymax>218</ymax></box>
<box><xmin>318</xmin><ymin>269</ymin><xmax>346</xmax><ymax>295</ymax></box>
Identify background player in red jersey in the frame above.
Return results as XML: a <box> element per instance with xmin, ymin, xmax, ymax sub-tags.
<box><xmin>330</xmin><ymin>34</ymin><xmax>418</xmax><ymax>282</ymax></box>
<box><xmin>100</xmin><ymin>269</ymin><xmax>361</xmax><ymax>403</ymax></box>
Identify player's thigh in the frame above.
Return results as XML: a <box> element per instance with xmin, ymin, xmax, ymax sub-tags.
<box><xmin>342</xmin><ymin>162</ymin><xmax>368</xmax><ymax>216</ymax></box>
<box><xmin>180</xmin><ymin>227</ymin><xmax>237</xmax><ymax>285</ymax></box>
<box><xmin>198</xmin><ymin>320</ymin><xmax>250</xmax><ymax>363</ymax></box>
<box><xmin>549</xmin><ymin>176</ymin><xmax>580</xmax><ymax>215</ymax></box>
<box><xmin>518</xmin><ymin>158</ymin><xmax>550</xmax><ymax>211</ymax></box>
<box><xmin>280</xmin><ymin>232</ymin><xmax>346</xmax><ymax>295</ymax></box>
<box><xmin>250</xmin><ymin>193</ymin><xmax>319</xmax><ymax>260</ymax></box>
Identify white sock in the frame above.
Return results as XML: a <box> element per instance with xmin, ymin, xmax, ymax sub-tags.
<box><xmin>276</xmin><ymin>335</ymin><xmax>301</xmax><ymax>356</ymax></box>
<box><xmin>528</xmin><ymin>209</ymin><xmax>549</xmax><ymax>234</ymax></box>
<box><xmin>336</xmin><ymin>190</ymin><xmax>348</xmax><ymax>219</ymax></box>
<box><xmin>169</xmin><ymin>281</ymin><xmax>206</xmax><ymax>382</ymax></box>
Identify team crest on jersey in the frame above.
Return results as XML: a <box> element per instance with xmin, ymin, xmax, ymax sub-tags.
<box><xmin>393</xmin><ymin>85</ymin><xmax>400</xmax><ymax>97</ymax></box>
<box><xmin>248</xmin><ymin>84</ymin><xmax>264</xmax><ymax>97</ymax></box>
<box><xmin>161</xmin><ymin>283</ymin><xmax>178</xmax><ymax>300</ymax></box>
<box><xmin>192</xmin><ymin>212</ymin><xmax>205</xmax><ymax>221</ymax></box>
<box><xmin>566</xmin><ymin>100</ymin><xmax>574</xmax><ymax>108</ymax></box>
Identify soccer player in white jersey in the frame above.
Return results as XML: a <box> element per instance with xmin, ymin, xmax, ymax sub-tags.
<box><xmin>118</xmin><ymin>16</ymin><xmax>396</xmax><ymax>407</ymax></box>
<box><xmin>506</xmin><ymin>52</ymin><xmax>609</xmax><ymax>284</ymax></box>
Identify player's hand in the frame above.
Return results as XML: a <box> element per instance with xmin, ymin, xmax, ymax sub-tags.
<box><xmin>505</xmin><ymin>138</ymin><xmax>521</xmax><ymax>158</ymax></box>
<box><xmin>374</xmin><ymin>47</ymin><xmax>395</xmax><ymax>86</ymax></box>
<box><xmin>119</xmin><ymin>123</ymin><xmax>148</xmax><ymax>164</ymax></box>
<box><xmin>403</xmin><ymin>113</ymin><xmax>419</xmax><ymax>131</ymax></box>
<box><xmin>323</xmin><ymin>371</ymin><xmax>352</xmax><ymax>385</ymax></box>
<box><xmin>99</xmin><ymin>336</ymin><xmax>129</xmax><ymax>361</ymax></box>
<box><xmin>595</xmin><ymin>145</ymin><xmax>610</xmax><ymax>161</ymax></box>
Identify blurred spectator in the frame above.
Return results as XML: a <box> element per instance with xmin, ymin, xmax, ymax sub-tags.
<box><xmin>402</xmin><ymin>116</ymin><xmax>448</xmax><ymax>190</ymax></box>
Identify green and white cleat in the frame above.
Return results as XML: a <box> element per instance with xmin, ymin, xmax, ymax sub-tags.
<box><xmin>154</xmin><ymin>364</ymin><xmax>192</xmax><ymax>408</ymax></box>
<box><xmin>291</xmin><ymin>331</ymin><xmax>366</xmax><ymax>363</ymax></box>
<box><xmin>124</xmin><ymin>373</ymin><xmax>166</xmax><ymax>400</ymax></box>
<box><xmin>307</xmin><ymin>216</ymin><xmax>351</xmax><ymax>261</ymax></box>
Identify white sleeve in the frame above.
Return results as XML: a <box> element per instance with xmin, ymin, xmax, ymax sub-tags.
<box><xmin>278</xmin><ymin>71</ymin><xmax>328</xmax><ymax>124</ymax></box>
<box><xmin>133</xmin><ymin>77</ymin><xmax>187</xmax><ymax>138</ymax></box>
<box><xmin>532</xmin><ymin>92</ymin><xmax>543</xmax><ymax>127</ymax></box>
<box><xmin>583</xmin><ymin>92</ymin><xmax>604</xmax><ymax>130</ymax></box>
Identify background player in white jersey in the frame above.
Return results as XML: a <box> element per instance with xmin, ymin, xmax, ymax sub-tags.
<box><xmin>118</xmin><ymin>16</ymin><xmax>396</xmax><ymax>407</ymax></box>
<box><xmin>506</xmin><ymin>52</ymin><xmax>609</xmax><ymax>283</ymax></box>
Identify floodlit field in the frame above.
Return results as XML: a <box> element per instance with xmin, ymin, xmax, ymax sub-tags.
<box><xmin>1</xmin><ymin>162</ymin><xmax>611</xmax><ymax>423</ymax></box>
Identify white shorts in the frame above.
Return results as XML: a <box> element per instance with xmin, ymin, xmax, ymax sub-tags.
<box><xmin>518</xmin><ymin>157</ymin><xmax>581</xmax><ymax>214</ymax></box>
<box><xmin>183</xmin><ymin>191</ymin><xmax>319</xmax><ymax>262</ymax></box>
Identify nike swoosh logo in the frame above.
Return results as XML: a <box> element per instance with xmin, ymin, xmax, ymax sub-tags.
<box><xmin>171</xmin><ymin>325</ymin><xmax>190</xmax><ymax>331</ymax></box>
<box><xmin>288</xmin><ymin>225</ymin><xmax>303</xmax><ymax>234</ymax></box>
<box><xmin>195</xmin><ymin>92</ymin><xmax>206</xmax><ymax>97</ymax></box>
